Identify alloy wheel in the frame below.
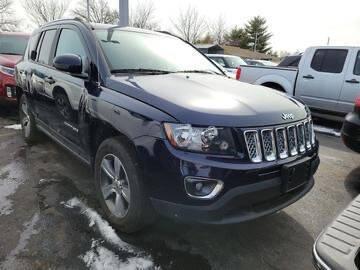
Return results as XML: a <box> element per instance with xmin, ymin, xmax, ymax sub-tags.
<box><xmin>100</xmin><ymin>154</ymin><xmax>131</xmax><ymax>218</ymax></box>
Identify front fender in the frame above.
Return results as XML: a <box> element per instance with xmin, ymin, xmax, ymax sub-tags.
<box><xmin>85</xmin><ymin>86</ymin><xmax>177</xmax><ymax>140</ymax></box>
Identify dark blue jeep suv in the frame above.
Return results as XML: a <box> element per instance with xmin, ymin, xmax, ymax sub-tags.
<box><xmin>15</xmin><ymin>19</ymin><xmax>319</xmax><ymax>232</ymax></box>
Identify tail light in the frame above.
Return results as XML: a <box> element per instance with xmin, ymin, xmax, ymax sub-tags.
<box><xmin>355</xmin><ymin>96</ymin><xmax>360</xmax><ymax>113</ymax></box>
<box><xmin>235</xmin><ymin>67</ymin><xmax>242</xmax><ymax>80</ymax></box>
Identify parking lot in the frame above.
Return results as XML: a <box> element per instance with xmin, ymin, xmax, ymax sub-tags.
<box><xmin>0</xmin><ymin>105</ymin><xmax>358</xmax><ymax>270</ymax></box>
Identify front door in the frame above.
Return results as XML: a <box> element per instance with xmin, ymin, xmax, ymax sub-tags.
<box><xmin>296</xmin><ymin>48</ymin><xmax>349</xmax><ymax>112</ymax></box>
<box><xmin>338</xmin><ymin>49</ymin><xmax>360</xmax><ymax>114</ymax></box>
<box><xmin>46</xmin><ymin>27</ymin><xmax>90</xmax><ymax>147</ymax></box>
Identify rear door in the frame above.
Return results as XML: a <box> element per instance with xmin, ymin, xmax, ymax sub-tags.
<box><xmin>295</xmin><ymin>48</ymin><xmax>349</xmax><ymax>112</ymax></box>
<box><xmin>338</xmin><ymin>49</ymin><xmax>360</xmax><ymax>114</ymax></box>
<box><xmin>30</xmin><ymin>28</ymin><xmax>58</xmax><ymax>124</ymax></box>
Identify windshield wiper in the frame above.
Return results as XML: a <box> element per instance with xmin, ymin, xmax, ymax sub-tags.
<box><xmin>175</xmin><ymin>70</ymin><xmax>221</xmax><ymax>75</ymax></box>
<box><xmin>0</xmin><ymin>52</ymin><xmax>21</xmax><ymax>55</ymax></box>
<box><xmin>111</xmin><ymin>68</ymin><xmax>173</xmax><ymax>74</ymax></box>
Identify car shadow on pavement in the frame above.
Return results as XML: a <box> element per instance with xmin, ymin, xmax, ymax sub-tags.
<box><xmin>126</xmin><ymin>210</ymin><xmax>315</xmax><ymax>270</ymax></box>
<box><xmin>344</xmin><ymin>166</ymin><xmax>360</xmax><ymax>198</ymax></box>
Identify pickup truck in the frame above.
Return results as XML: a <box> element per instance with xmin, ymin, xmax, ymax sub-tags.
<box><xmin>239</xmin><ymin>46</ymin><xmax>360</xmax><ymax>121</ymax></box>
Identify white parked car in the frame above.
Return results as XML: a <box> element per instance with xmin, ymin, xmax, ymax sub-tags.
<box><xmin>206</xmin><ymin>54</ymin><xmax>247</xmax><ymax>79</ymax></box>
<box><xmin>238</xmin><ymin>46</ymin><xmax>360</xmax><ymax>120</ymax></box>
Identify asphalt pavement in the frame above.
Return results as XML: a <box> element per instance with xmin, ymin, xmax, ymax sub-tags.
<box><xmin>0</xmin><ymin>105</ymin><xmax>359</xmax><ymax>270</ymax></box>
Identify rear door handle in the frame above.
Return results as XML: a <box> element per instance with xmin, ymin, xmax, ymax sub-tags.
<box><xmin>345</xmin><ymin>79</ymin><xmax>360</xmax><ymax>84</ymax></box>
<box><xmin>44</xmin><ymin>77</ymin><xmax>55</xmax><ymax>84</ymax></box>
<box><xmin>303</xmin><ymin>75</ymin><xmax>314</xmax><ymax>79</ymax></box>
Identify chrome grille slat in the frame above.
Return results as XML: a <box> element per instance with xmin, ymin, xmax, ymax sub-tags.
<box><xmin>275</xmin><ymin>128</ymin><xmax>288</xmax><ymax>159</ymax></box>
<box><xmin>310</xmin><ymin>120</ymin><xmax>316</xmax><ymax>146</ymax></box>
<box><xmin>244</xmin><ymin>130</ymin><xmax>262</xmax><ymax>163</ymax></box>
<box><xmin>297</xmin><ymin>123</ymin><xmax>306</xmax><ymax>153</ymax></box>
<box><xmin>287</xmin><ymin>125</ymin><xmax>298</xmax><ymax>156</ymax></box>
<box><xmin>304</xmin><ymin>121</ymin><xmax>312</xmax><ymax>149</ymax></box>
<box><xmin>261</xmin><ymin>129</ymin><xmax>276</xmax><ymax>161</ymax></box>
<box><xmin>243</xmin><ymin>118</ymin><xmax>315</xmax><ymax>163</ymax></box>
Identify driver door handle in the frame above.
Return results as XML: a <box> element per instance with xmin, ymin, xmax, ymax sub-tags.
<box><xmin>345</xmin><ymin>79</ymin><xmax>360</xmax><ymax>84</ymax></box>
<box><xmin>44</xmin><ymin>76</ymin><xmax>55</xmax><ymax>84</ymax></box>
<box><xmin>303</xmin><ymin>75</ymin><xmax>314</xmax><ymax>79</ymax></box>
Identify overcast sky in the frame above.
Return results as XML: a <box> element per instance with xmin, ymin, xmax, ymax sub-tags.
<box><xmin>13</xmin><ymin>0</ymin><xmax>360</xmax><ymax>53</ymax></box>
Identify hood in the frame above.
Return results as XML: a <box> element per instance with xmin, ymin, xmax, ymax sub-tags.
<box><xmin>0</xmin><ymin>54</ymin><xmax>22</xmax><ymax>67</ymax></box>
<box><xmin>106</xmin><ymin>73</ymin><xmax>308</xmax><ymax>127</ymax></box>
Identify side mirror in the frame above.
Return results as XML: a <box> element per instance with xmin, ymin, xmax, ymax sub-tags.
<box><xmin>30</xmin><ymin>50</ymin><xmax>37</xmax><ymax>61</ymax></box>
<box><xmin>53</xmin><ymin>54</ymin><xmax>82</xmax><ymax>74</ymax></box>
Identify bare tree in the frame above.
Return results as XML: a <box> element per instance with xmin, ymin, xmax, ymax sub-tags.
<box><xmin>73</xmin><ymin>0</ymin><xmax>118</xmax><ymax>24</ymax></box>
<box><xmin>210</xmin><ymin>15</ymin><xmax>226</xmax><ymax>44</ymax></box>
<box><xmin>172</xmin><ymin>6</ymin><xmax>206</xmax><ymax>44</ymax></box>
<box><xmin>0</xmin><ymin>0</ymin><xmax>17</xmax><ymax>30</ymax></box>
<box><xmin>130</xmin><ymin>0</ymin><xmax>157</xmax><ymax>30</ymax></box>
<box><xmin>21</xmin><ymin>0</ymin><xmax>70</xmax><ymax>26</ymax></box>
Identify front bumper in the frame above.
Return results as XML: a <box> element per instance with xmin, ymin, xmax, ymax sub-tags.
<box><xmin>313</xmin><ymin>194</ymin><xmax>360</xmax><ymax>270</ymax></box>
<box><xmin>342</xmin><ymin>112</ymin><xmax>360</xmax><ymax>153</ymax></box>
<box><xmin>135</xmin><ymin>137</ymin><xmax>319</xmax><ymax>224</ymax></box>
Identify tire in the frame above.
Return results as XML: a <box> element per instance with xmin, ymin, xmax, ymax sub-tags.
<box><xmin>19</xmin><ymin>94</ymin><xmax>40</xmax><ymax>144</ymax></box>
<box><xmin>94</xmin><ymin>137</ymin><xmax>156</xmax><ymax>233</ymax></box>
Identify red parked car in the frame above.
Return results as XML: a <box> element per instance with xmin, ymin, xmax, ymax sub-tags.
<box><xmin>0</xmin><ymin>32</ymin><xmax>29</xmax><ymax>103</ymax></box>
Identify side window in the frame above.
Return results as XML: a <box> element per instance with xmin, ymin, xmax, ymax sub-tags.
<box><xmin>310</xmin><ymin>49</ymin><xmax>348</xmax><ymax>73</ymax></box>
<box><xmin>55</xmin><ymin>29</ymin><xmax>87</xmax><ymax>61</ymax></box>
<box><xmin>37</xmin><ymin>30</ymin><xmax>57</xmax><ymax>65</ymax></box>
<box><xmin>353</xmin><ymin>51</ymin><xmax>360</xmax><ymax>76</ymax></box>
<box><xmin>211</xmin><ymin>57</ymin><xmax>226</xmax><ymax>67</ymax></box>
<box><xmin>27</xmin><ymin>32</ymin><xmax>41</xmax><ymax>60</ymax></box>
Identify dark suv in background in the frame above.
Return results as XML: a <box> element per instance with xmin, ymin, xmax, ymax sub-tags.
<box><xmin>15</xmin><ymin>19</ymin><xmax>319</xmax><ymax>233</ymax></box>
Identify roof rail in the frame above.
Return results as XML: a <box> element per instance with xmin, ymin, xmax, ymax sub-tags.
<box><xmin>42</xmin><ymin>17</ymin><xmax>92</xmax><ymax>29</ymax></box>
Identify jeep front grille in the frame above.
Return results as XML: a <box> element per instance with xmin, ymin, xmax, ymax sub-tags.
<box><xmin>243</xmin><ymin>119</ymin><xmax>315</xmax><ymax>163</ymax></box>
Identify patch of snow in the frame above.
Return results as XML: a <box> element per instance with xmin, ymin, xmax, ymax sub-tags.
<box><xmin>0</xmin><ymin>161</ymin><xmax>26</xmax><ymax>215</ymax></box>
<box><xmin>1</xmin><ymin>213</ymin><xmax>40</xmax><ymax>269</ymax></box>
<box><xmin>64</xmin><ymin>197</ymin><xmax>134</xmax><ymax>252</ymax></box>
<box><xmin>64</xmin><ymin>197</ymin><xmax>154</xmax><ymax>270</ymax></box>
<box><xmin>81</xmin><ymin>241</ymin><xmax>154</xmax><ymax>270</ymax></box>
<box><xmin>313</xmin><ymin>125</ymin><xmax>341</xmax><ymax>137</ymax></box>
<box><xmin>4</xmin><ymin>124</ymin><xmax>22</xmax><ymax>130</ymax></box>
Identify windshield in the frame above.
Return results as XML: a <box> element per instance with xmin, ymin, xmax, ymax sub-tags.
<box><xmin>94</xmin><ymin>29</ymin><xmax>221</xmax><ymax>74</ymax></box>
<box><xmin>224</xmin><ymin>56</ymin><xmax>247</xmax><ymax>68</ymax></box>
<box><xmin>0</xmin><ymin>35</ymin><xmax>29</xmax><ymax>55</ymax></box>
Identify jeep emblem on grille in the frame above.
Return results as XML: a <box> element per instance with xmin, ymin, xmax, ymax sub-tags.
<box><xmin>282</xmin><ymin>113</ymin><xmax>294</xmax><ymax>120</ymax></box>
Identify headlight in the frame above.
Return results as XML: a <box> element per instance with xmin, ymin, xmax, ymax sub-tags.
<box><xmin>163</xmin><ymin>123</ymin><xmax>237</xmax><ymax>155</ymax></box>
<box><xmin>0</xmin><ymin>65</ymin><xmax>15</xmax><ymax>76</ymax></box>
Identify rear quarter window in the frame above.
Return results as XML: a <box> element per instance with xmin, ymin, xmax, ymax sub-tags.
<box><xmin>310</xmin><ymin>49</ymin><xmax>348</xmax><ymax>73</ymax></box>
<box><xmin>27</xmin><ymin>32</ymin><xmax>41</xmax><ymax>60</ymax></box>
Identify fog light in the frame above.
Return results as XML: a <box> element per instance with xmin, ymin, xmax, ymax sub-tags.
<box><xmin>6</xmin><ymin>86</ymin><xmax>12</xmax><ymax>98</ymax></box>
<box><xmin>184</xmin><ymin>177</ymin><xmax>223</xmax><ymax>199</ymax></box>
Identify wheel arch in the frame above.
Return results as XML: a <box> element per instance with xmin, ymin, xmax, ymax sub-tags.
<box><xmin>88</xmin><ymin>118</ymin><xmax>137</xmax><ymax>164</ymax></box>
<box><xmin>254</xmin><ymin>75</ymin><xmax>293</xmax><ymax>94</ymax></box>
